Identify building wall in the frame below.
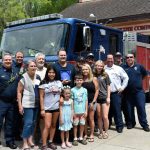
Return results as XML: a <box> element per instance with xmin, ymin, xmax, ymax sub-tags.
<box><xmin>107</xmin><ymin>19</ymin><xmax>150</xmax><ymax>35</ymax></box>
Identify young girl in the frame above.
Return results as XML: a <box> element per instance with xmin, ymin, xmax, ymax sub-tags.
<box><xmin>94</xmin><ymin>60</ymin><xmax>111</xmax><ymax>139</ymax></box>
<box><xmin>39</xmin><ymin>65</ymin><xmax>63</xmax><ymax>150</ymax></box>
<box><xmin>59</xmin><ymin>86</ymin><xmax>73</xmax><ymax>149</ymax></box>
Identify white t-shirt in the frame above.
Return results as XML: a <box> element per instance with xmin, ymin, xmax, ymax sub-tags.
<box><xmin>39</xmin><ymin>80</ymin><xmax>63</xmax><ymax>110</ymax></box>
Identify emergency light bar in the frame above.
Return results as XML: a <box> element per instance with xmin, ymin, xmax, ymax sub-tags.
<box><xmin>6</xmin><ymin>13</ymin><xmax>63</xmax><ymax>27</ymax></box>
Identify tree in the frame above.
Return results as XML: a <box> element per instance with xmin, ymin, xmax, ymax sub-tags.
<box><xmin>0</xmin><ymin>0</ymin><xmax>77</xmax><ymax>41</ymax></box>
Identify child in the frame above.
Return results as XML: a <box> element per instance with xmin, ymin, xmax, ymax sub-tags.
<box><xmin>71</xmin><ymin>74</ymin><xmax>88</xmax><ymax>146</ymax></box>
<box><xmin>59</xmin><ymin>86</ymin><xmax>73</xmax><ymax>149</ymax></box>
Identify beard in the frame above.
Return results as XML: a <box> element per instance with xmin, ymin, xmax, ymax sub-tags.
<box><xmin>37</xmin><ymin>62</ymin><xmax>44</xmax><ymax>69</ymax></box>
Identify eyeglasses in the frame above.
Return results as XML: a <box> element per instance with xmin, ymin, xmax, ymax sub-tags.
<box><xmin>126</xmin><ymin>56</ymin><xmax>133</xmax><ymax>59</ymax></box>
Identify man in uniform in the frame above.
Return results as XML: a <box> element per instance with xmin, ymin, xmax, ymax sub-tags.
<box><xmin>123</xmin><ymin>53</ymin><xmax>149</xmax><ymax>131</ymax></box>
<box><xmin>0</xmin><ymin>54</ymin><xmax>18</xmax><ymax>149</ymax></box>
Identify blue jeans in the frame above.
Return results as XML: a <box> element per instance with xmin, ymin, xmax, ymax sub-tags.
<box><xmin>22</xmin><ymin>108</ymin><xmax>38</xmax><ymax>139</ymax></box>
<box><xmin>0</xmin><ymin>100</ymin><xmax>15</xmax><ymax>143</ymax></box>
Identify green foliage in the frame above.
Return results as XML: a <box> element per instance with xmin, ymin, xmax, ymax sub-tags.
<box><xmin>0</xmin><ymin>0</ymin><xmax>77</xmax><ymax>41</ymax></box>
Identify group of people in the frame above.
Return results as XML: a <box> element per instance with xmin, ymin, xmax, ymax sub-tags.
<box><xmin>0</xmin><ymin>48</ymin><xmax>149</xmax><ymax>150</ymax></box>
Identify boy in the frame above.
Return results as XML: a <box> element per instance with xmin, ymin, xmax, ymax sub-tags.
<box><xmin>71</xmin><ymin>74</ymin><xmax>88</xmax><ymax>146</ymax></box>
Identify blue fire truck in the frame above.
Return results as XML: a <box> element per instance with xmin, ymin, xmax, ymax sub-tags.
<box><xmin>0</xmin><ymin>13</ymin><xmax>124</xmax><ymax>62</ymax></box>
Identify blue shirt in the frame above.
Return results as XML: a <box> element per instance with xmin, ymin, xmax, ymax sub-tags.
<box><xmin>123</xmin><ymin>63</ymin><xmax>147</xmax><ymax>93</ymax></box>
<box><xmin>71</xmin><ymin>87</ymin><xmax>87</xmax><ymax>114</ymax></box>
<box><xmin>53</xmin><ymin>62</ymin><xmax>76</xmax><ymax>87</ymax></box>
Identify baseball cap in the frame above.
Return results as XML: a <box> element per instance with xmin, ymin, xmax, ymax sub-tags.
<box><xmin>115</xmin><ymin>52</ymin><xmax>122</xmax><ymax>56</ymax></box>
<box><xmin>86</xmin><ymin>53</ymin><xmax>94</xmax><ymax>58</ymax></box>
<box><xmin>77</xmin><ymin>56</ymin><xmax>85</xmax><ymax>62</ymax></box>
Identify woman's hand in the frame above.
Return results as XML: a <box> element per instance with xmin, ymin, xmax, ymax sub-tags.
<box><xmin>19</xmin><ymin>105</ymin><xmax>24</xmax><ymax>115</ymax></box>
<box><xmin>41</xmin><ymin>110</ymin><xmax>45</xmax><ymax>117</ymax></box>
<box><xmin>106</xmin><ymin>98</ymin><xmax>110</xmax><ymax>105</ymax></box>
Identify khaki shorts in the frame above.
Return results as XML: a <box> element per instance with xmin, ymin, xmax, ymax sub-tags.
<box><xmin>73</xmin><ymin>114</ymin><xmax>85</xmax><ymax>126</ymax></box>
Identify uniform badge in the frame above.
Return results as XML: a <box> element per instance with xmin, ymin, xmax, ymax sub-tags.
<box><xmin>134</xmin><ymin>66</ymin><xmax>137</xmax><ymax>70</ymax></box>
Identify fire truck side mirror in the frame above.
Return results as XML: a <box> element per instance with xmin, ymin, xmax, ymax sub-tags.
<box><xmin>83</xmin><ymin>26</ymin><xmax>92</xmax><ymax>49</ymax></box>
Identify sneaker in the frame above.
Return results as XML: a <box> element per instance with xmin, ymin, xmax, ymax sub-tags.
<box><xmin>98</xmin><ymin>133</ymin><xmax>103</xmax><ymax>139</ymax></box>
<box><xmin>72</xmin><ymin>140</ymin><xmax>78</xmax><ymax>146</ymax></box>
<box><xmin>79</xmin><ymin>139</ymin><xmax>87</xmax><ymax>145</ymax></box>
<box><xmin>48</xmin><ymin>142</ymin><xmax>57</xmax><ymax>150</ymax></box>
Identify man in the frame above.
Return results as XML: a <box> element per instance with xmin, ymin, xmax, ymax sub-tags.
<box><xmin>34</xmin><ymin>53</ymin><xmax>47</xmax><ymax>145</ymax></box>
<box><xmin>114</xmin><ymin>52</ymin><xmax>123</xmax><ymax>66</ymax></box>
<box><xmin>105</xmin><ymin>54</ymin><xmax>129</xmax><ymax>133</ymax></box>
<box><xmin>75</xmin><ymin>56</ymin><xmax>86</xmax><ymax>74</ymax></box>
<box><xmin>0</xmin><ymin>54</ymin><xmax>18</xmax><ymax>149</ymax></box>
<box><xmin>13</xmin><ymin>51</ymin><xmax>25</xmax><ymax>141</ymax></box>
<box><xmin>123</xmin><ymin>53</ymin><xmax>149</xmax><ymax>132</ymax></box>
<box><xmin>53</xmin><ymin>48</ymin><xmax>76</xmax><ymax>87</ymax></box>
<box><xmin>86</xmin><ymin>53</ymin><xmax>95</xmax><ymax>70</ymax></box>
<box><xmin>35</xmin><ymin>53</ymin><xmax>47</xmax><ymax>81</ymax></box>
<box><xmin>114</xmin><ymin>52</ymin><xmax>129</xmax><ymax>127</ymax></box>
<box><xmin>13</xmin><ymin>51</ymin><xmax>25</xmax><ymax>75</ymax></box>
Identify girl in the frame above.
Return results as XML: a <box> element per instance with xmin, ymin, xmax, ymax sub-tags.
<box><xmin>94</xmin><ymin>60</ymin><xmax>111</xmax><ymax>139</ymax></box>
<box><xmin>82</xmin><ymin>64</ymin><xmax>99</xmax><ymax>142</ymax></box>
<box><xmin>59</xmin><ymin>86</ymin><xmax>73</xmax><ymax>149</ymax></box>
<box><xmin>39</xmin><ymin>65</ymin><xmax>63</xmax><ymax>150</ymax></box>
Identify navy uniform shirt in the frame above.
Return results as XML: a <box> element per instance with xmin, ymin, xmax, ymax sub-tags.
<box><xmin>0</xmin><ymin>66</ymin><xmax>19</xmax><ymax>102</ymax></box>
<box><xmin>123</xmin><ymin>63</ymin><xmax>147</xmax><ymax>93</ymax></box>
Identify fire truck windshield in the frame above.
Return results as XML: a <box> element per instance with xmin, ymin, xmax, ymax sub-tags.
<box><xmin>0</xmin><ymin>23</ymin><xmax>69</xmax><ymax>57</ymax></box>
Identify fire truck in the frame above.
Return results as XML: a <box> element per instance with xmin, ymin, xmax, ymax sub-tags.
<box><xmin>0</xmin><ymin>13</ymin><xmax>149</xmax><ymax>99</ymax></box>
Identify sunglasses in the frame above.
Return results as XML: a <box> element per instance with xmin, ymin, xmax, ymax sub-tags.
<box><xmin>126</xmin><ymin>56</ymin><xmax>133</xmax><ymax>59</ymax></box>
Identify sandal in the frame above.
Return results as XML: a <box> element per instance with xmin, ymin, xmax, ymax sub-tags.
<box><xmin>48</xmin><ymin>142</ymin><xmax>57</xmax><ymax>150</ymax></box>
<box><xmin>98</xmin><ymin>133</ymin><xmax>103</xmax><ymax>139</ymax></box>
<box><xmin>103</xmin><ymin>132</ymin><xmax>109</xmax><ymax>139</ymax></box>
<box><xmin>41</xmin><ymin>145</ymin><xmax>47</xmax><ymax>150</ymax></box>
<box><xmin>88</xmin><ymin>137</ymin><xmax>94</xmax><ymax>142</ymax></box>
<box><xmin>61</xmin><ymin>143</ymin><xmax>66</xmax><ymax>149</ymax></box>
<box><xmin>66</xmin><ymin>142</ymin><xmax>72</xmax><ymax>148</ymax></box>
<box><xmin>30</xmin><ymin>145</ymin><xmax>39</xmax><ymax>149</ymax></box>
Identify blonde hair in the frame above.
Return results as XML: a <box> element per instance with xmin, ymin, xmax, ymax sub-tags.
<box><xmin>94</xmin><ymin>60</ymin><xmax>108</xmax><ymax>78</ymax></box>
<box><xmin>82</xmin><ymin>63</ymin><xmax>93</xmax><ymax>81</ymax></box>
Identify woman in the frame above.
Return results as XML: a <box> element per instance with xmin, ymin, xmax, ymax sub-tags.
<box><xmin>17</xmin><ymin>60</ymin><xmax>41</xmax><ymax>150</ymax></box>
<box><xmin>39</xmin><ymin>65</ymin><xmax>63</xmax><ymax>150</ymax></box>
<box><xmin>82</xmin><ymin>63</ymin><xmax>99</xmax><ymax>142</ymax></box>
<box><xmin>94</xmin><ymin>60</ymin><xmax>111</xmax><ymax>139</ymax></box>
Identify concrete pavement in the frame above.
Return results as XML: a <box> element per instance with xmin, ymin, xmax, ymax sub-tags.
<box><xmin>0</xmin><ymin>104</ymin><xmax>150</xmax><ymax>150</ymax></box>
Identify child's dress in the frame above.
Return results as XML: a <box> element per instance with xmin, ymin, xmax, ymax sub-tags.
<box><xmin>59</xmin><ymin>99</ymin><xmax>73</xmax><ymax>131</ymax></box>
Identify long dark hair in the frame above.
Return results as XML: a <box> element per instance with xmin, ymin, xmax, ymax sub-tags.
<box><xmin>43</xmin><ymin>65</ymin><xmax>57</xmax><ymax>83</ymax></box>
